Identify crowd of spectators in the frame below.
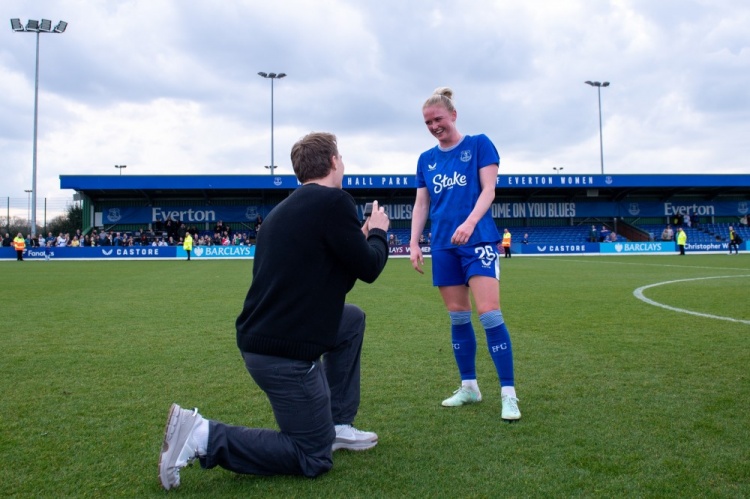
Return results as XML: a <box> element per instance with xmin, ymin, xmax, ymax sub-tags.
<box><xmin>1</xmin><ymin>217</ymin><xmax>263</xmax><ymax>251</ymax></box>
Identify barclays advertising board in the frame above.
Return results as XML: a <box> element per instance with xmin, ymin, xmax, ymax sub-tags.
<box><xmin>599</xmin><ymin>242</ymin><xmax>675</xmax><ymax>254</ymax></box>
<box><xmin>177</xmin><ymin>246</ymin><xmax>255</xmax><ymax>259</ymax></box>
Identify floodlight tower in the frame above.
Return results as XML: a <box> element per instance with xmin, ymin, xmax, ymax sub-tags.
<box><xmin>10</xmin><ymin>18</ymin><xmax>68</xmax><ymax>237</ymax></box>
<box><xmin>257</xmin><ymin>72</ymin><xmax>286</xmax><ymax>176</ymax></box>
<box><xmin>584</xmin><ymin>80</ymin><xmax>610</xmax><ymax>175</ymax></box>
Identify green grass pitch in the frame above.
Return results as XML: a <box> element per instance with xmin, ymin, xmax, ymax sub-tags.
<box><xmin>2</xmin><ymin>254</ymin><xmax>749</xmax><ymax>497</ymax></box>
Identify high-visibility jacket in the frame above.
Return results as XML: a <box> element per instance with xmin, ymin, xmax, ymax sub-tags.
<box><xmin>677</xmin><ymin>230</ymin><xmax>687</xmax><ymax>245</ymax></box>
<box><xmin>502</xmin><ymin>232</ymin><xmax>512</xmax><ymax>247</ymax></box>
<box><xmin>183</xmin><ymin>234</ymin><xmax>193</xmax><ymax>251</ymax></box>
<box><xmin>13</xmin><ymin>236</ymin><xmax>26</xmax><ymax>251</ymax></box>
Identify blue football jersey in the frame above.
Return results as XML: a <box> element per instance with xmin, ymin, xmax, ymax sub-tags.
<box><xmin>416</xmin><ymin>134</ymin><xmax>500</xmax><ymax>250</ymax></box>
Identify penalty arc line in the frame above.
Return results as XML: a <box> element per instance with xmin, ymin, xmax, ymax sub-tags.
<box><xmin>633</xmin><ymin>275</ymin><xmax>750</xmax><ymax>325</ymax></box>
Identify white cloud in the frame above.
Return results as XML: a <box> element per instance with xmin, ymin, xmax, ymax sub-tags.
<box><xmin>2</xmin><ymin>0</ymin><xmax>749</xmax><ymax>210</ymax></box>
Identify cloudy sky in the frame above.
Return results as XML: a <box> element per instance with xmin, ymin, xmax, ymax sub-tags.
<box><xmin>2</xmin><ymin>0</ymin><xmax>749</xmax><ymax>206</ymax></box>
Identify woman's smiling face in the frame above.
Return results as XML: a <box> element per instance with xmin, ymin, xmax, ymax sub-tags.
<box><xmin>423</xmin><ymin>104</ymin><xmax>458</xmax><ymax>147</ymax></box>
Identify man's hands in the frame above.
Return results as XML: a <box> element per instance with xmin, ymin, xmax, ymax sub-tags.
<box><xmin>363</xmin><ymin>200</ymin><xmax>389</xmax><ymax>236</ymax></box>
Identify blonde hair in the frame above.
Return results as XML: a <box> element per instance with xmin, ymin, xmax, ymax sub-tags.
<box><xmin>423</xmin><ymin>87</ymin><xmax>455</xmax><ymax>113</ymax></box>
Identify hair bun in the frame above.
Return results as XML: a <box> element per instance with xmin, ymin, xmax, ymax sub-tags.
<box><xmin>433</xmin><ymin>87</ymin><xmax>453</xmax><ymax>100</ymax></box>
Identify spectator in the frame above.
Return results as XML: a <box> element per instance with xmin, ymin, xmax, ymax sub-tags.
<box><xmin>608</xmin><ymin>231</ymin><xmax>617</xmax><ymax>242</ymax></box>
<box><xmin>661</xmin><ymin>225</ymin><xmax>674</xmax><ymax>241</ymax></box>
<box><xmin>388</xmin><ymin>234</ymin><xmax>398</xmax><ymax>246</ymax></box>
<box><xmin>2</xmin><ymin>233</ymin><xmax>11</xmax><ymax>247</ymax></box>
<box><xmin>165</xmin><ymin>217</ymin><xmax>176</xmax><ymax>239</ymax></box>
<box><xmin>690</xmin><ymin>212</ymin><xmax>699</xmax><ymax>228</ymax></box>
<box><xmin>599</xmin><ymin>225</ymin><xmax>610</xmax><ymax>242</ymax></box>
<box><xmin>56</xmin><ymin>233</ymin><xmax>68</xmax><ymax>247</ymax></box>
<box><xmin>728</xmin><ymin>226</ymin><xmax>740</xmax><ymax>255</ymax></box>
<box><xmin>521</xmin><ymin>233</ymin><xmax>529</xmax><ymax>244</ymax></box>
<box><xmin>588</xmin><ymin>225</ymin><xmax>598</xmax><ymax>242</ymax></box>
<box><xmin>70</xmin><ymin>236</ymin><xmax>80</xmax><ymax>247</ymax></box>
<box><xmin>418</xmin><ymin>233</ymin><xmax>427</xmax><ymax>245</ymax></box>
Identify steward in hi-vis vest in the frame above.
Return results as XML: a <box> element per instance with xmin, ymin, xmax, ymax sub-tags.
<box><xmin>501</xmin><ymin>229</ymin><xmax>512</xmax><ymax>258</ymax></box>
<box><xmin>12</xmin><ymin>233</ymin><xmax>26</xmax><ymax>261</ymax></box>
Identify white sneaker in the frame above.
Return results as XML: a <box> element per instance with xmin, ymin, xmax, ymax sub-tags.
<box><xmin>501</xmin><ymin>394</ymin><xmax>521</xmax><ymax>421</ymax></box>
<box><xmin>158</xmin><ymin>403</ymin><xmax>204</xmax><ymax>490</ymax></box>
<box><xmin>441</xmin><ymin>387</ymin><xmax>482</xmax><ymax>407</ymax></box>
<box><xmin>332</xmin><ymin>424</ymin><xmax>378</xmax><ymax>451</ymax></box>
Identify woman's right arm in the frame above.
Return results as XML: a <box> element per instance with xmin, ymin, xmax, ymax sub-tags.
<box><xmin>410</xmin><ymin>187</ymin><xmax>430</xmax><ymax>273</ymax></box>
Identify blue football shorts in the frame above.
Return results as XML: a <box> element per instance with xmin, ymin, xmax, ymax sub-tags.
<box><xmin>431</xmin><ymin>243</ymin><xmax>500</xmax><ymax>287</ymax></box>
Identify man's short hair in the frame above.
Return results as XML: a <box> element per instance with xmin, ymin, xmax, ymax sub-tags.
<box><xmin>291</xmin><ymin>132</ymin><xmax>338</xmax><ymax>183</ymax></box>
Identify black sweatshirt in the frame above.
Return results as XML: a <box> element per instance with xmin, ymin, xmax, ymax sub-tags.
<box><xmin>236</xmin><ymin>183</ymin><xmax>389</xmax><ymax>361</ymax></box>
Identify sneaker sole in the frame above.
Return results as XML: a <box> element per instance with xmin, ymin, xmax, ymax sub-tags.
<box><xmin>441</xmin><ymin>394</ymin><xmax>482</xmax><ymax>407</ymax></box>
<box><xmin>158</xmin><ymin>403</ymin><xmax>195</xmax><ymax>490</ymax></box>
<box><xmin>332</xmin><ymin>439</ymin><xmax>378</xmax><ymax>452</ymax></box>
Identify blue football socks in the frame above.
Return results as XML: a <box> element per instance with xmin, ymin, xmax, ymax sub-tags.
<box><xmin>480</xmin><ymin>310</ymin><xmax>515</xmax><ymax>387</ymax></box>
<box><xmin>449</xmin><ymin>311</ymin><xmax>476</xmax><ymax>381</ymax></box>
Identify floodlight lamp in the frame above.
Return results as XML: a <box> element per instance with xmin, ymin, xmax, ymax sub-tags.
<box><xmin>277</xmin><ymin>73</ymin><xmax>287</xmax><ymax>79</ymax></box>
<box><xmin>11</xmin><ymin>18</ymin><xmax>24</xmax><ymax>32</ymax></box>
<box><xmin>53</xmin><ymin>20</ymin><xmax>67</xmax><ymax>33</ymax></box>
<box><xmin>25</xmin><ymin>19</ymin><xmax>39</xmax><ymax>31</ymax></box>
<box><xmin>40</xmin><ymin>19</ymin><xmax>52</xmax><ymax>32</ymax></box>
<box><xmin>602</xmin><ymin>81</ymin><xmax>610</xmax><ymax>87</ymax></box>
<box><xmin>258</xmin><ymin>72</ymin><xmax>268</xmax><ymax>77</ymax></box>
<box><xmin>268</xmin><ymin>72</ymin><xmax>277</xmax><ymax>78</ymax></box>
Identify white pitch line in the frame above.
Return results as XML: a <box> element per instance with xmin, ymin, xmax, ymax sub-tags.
<box><xmin>633</xmin><ymin>275</ymin><xmax>750</xmax><ymax>324</ymax></box>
